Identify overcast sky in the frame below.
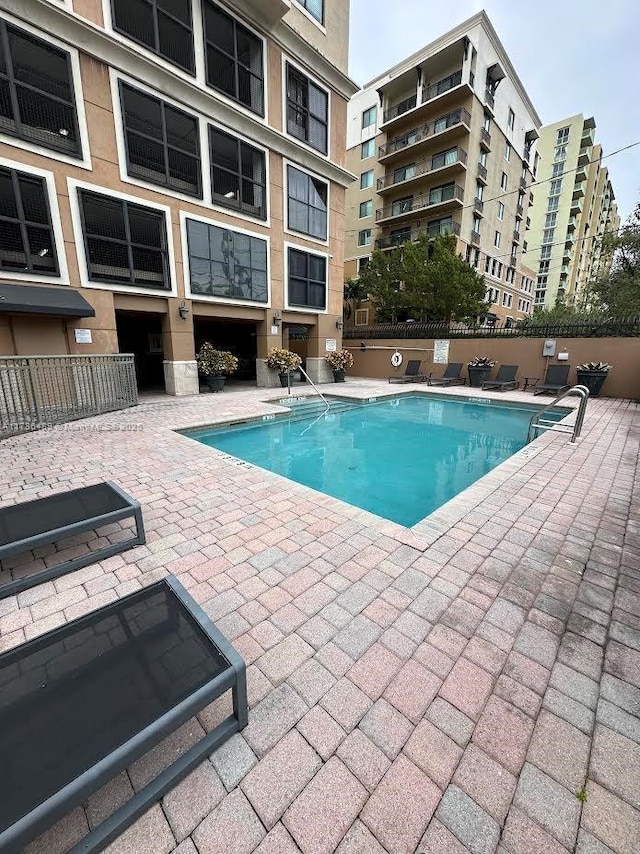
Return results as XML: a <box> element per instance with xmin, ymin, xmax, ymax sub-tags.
<box><xmin>348</xmin><ymin>0</ymin><xmax>640</xmax><ymax>221</ymax></box>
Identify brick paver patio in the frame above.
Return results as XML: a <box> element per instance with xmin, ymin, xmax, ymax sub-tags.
<box><xmin>1</xmin><ymin>381</ymin><xmax>639</xmax><ymax>854</ymax></box>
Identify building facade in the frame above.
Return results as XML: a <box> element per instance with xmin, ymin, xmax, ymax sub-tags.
<box><xmin>525</xmin><ymin>115</ymin><xmax>619</xmax><ymax>309</ymax></box>
<box><xmin>343</xmin><ymin>12</ymin><xmax>538</xmax><ymax>328</ymax></box>
<box><xmin>0</xmin><ymin>0</ymin><xmax>356</xmax><ymax>392</ymax></box>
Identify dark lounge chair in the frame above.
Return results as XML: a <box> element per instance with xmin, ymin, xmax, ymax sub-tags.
<box><xmin>534</xmin><ymin>364</ymin><xmax>571</xmax><ymax>396</ymax></box>
<box><xmin>388</xmin><ymin>359</ymin><xmax>431</xmax><ymax>383</ymax></box>
<box><xmin>482</xmin><ymin>364</ymin><xmax>519</xmax><ymax>391</ymax></box>
<box><xmin>428</xmin><ymin>363</ymin><xmax>466</xmax><ymax>386</ymax></box>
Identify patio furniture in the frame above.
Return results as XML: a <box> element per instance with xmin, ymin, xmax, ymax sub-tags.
<box><xmin>388</xmin><ymin>359</ymin><xmax>431</xmax><ymax>383</ymax></box>
<box><xmin>0</xmin><ymin>576</ymin><xmax>247</xmax><ymax>854</ymax></box>
<box><xmin>534</xmin><ymin>364</ymin><xmax>571</xmax><ymax>396</ymax></box>
<box><xmin>0</xmin><ymin>481</ymin><xmax>145</xmax><ymax>601</ymax></box>
<box><xmin>522</xmin><ymin>376</ymin><xmax>540</xmax><ymax>392</ymax></box>
<box><xmin>428</xmin><ymin>363</ymin><xmax>466</xmax><ymax>386</ymax></box>
<box><xmin>482</xmin><ymin>365</ymin><xmax>519</xmax><ymax>392</ymax></box>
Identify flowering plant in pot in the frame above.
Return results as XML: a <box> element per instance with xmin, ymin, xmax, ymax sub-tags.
<box><xmin>266</xmin><ymin>348</ymin><xmax>302</xmax><ymax>387</ymax></box>
<box><xmin>325</xmin><ymin>349</ymin><xmax>354</xmax><ymax>383</ymax></box>
<box><xmin>576</xmin><ymin>362</ymin><xmax>611</xmax><ymax>397</ymax></box>
<box><xmin>467</xmin><ymin>356</ymin><xmax>495</xmax><ymax>387</ymax></box>
<box><xmin>196</xmin><ymin>343</ymin><xmax>238</xmax><ymax>392</ymax></box>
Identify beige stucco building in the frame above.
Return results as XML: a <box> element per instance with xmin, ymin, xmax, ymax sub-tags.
<box><xmin>0</xmin><ymin>0</ymin><xmax>357</xmax><ymax>392</ymax></box>
<box><xmin>343</xmin><ymin>12</ymin><xmax>538</xmax><ymax>328</ymax></box>
<box><xmin>525</xmin><ymin>115</ymin><xmax>620</xmax><ymax>309</ymax></box>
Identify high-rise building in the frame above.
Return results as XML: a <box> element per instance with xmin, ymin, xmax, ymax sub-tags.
<box><xmin>525</xmin><ymin>115</ymin><xmax>619</xmax><ymax>309</ymax></box>
<box><xmin>0</xmin><ymin>0</ymin><xmax>356</xmax><ymax>391</ymax></box>
<box><xmin>344</xmin><ymin>12</ymin><xmax>539</xmax><ymax>328</ymax></box>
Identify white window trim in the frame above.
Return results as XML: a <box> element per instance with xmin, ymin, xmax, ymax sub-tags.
<box><xmin>360</xmin><ymin>170</ymin><xmax>374</xmax><ymax>190</ymax></box>
<box><xmin>359</xmin><ymin>200</ymin><xmax>373</xmax><ymax>219</ymax></box>
<box><xmin>494</xmin><ymin>231</ymin><xmax>501</xmax><ymax>249</ymax></box>
<box><xmin>109</xmin><ymin>69</ymin><xmax>271</xmax><ymax>228</ymax></box>
<box><xmin>291</xmin><ymin>0</ymin><xmax>327</xmax><ymax>33</ymax></box>
<box><xmin>361</xmin><ymin>139</ymin><xmax>376</xmax><ymax>160</ymax></box>
<box><xmin>354</xmin><ymin>308</ymin><xmax>369</xmax><ymax>326</ymax></box>
<box><xmin>281</xmin><ymin>53</ymin><xmax>331</xmax><ymax>161</ymax></box>
<box><xmin>497</xmin><ymin>202</ymin><xmax>504</xmax><ymax>221</ymax></box>
<box><xmin>283</xmin><ymin>158</ymin><xmax>330</xmax><ymax>247</ymax></box>
<box><xmin>284</xmin><ymin>240</ymin><xmax>329</xmax><ymax>314</ymax></box>
<box><xmin>358</xmin><ymin>229</ymin><xmax>372</xmax><ymax>247</ymax></box>
<box><xmin>67</xmin><ymin>177</ymin><xmax>178</xmax><ymax>297</ymax></box>
<box><xmin>180</xmin><ymin>209</ymin><xmax>271</xmax><ymax>308</ymax></box>
<box><xmin>0</xmin><ymin>155</ymin><xmax>70</xmax><ymax>286</ymax></box>
<box><xmin>0</xmin><ymin>12</ymin><xmax>92</xmax><ymax>170</ymax></box>
<box><xmin>101</xmin><ymin>0</ymin><xmax>269</xmax><ymax>125</ymax></box>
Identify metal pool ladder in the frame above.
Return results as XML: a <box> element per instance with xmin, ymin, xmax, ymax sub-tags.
<box><xmin>284</xmin><ymin>366</ymin><xmax>331</xmax><ymax>411</ymax></box>
<box><xmin>527</xmin><ymin>384</ymin><xmax>590</xmax><ymax>445</ymax></box>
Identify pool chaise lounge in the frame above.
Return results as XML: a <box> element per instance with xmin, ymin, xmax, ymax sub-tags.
<box><xmin>428</xmin><ymin>363</ymin><xmax>466</xmax><ymax>386</ymax></box>
<box><xmin>388</xmin><ymin>359</ymin><xmax>431</xmax><ymax>383</ymax></box>
<box><xmin>482</xmin><ymin>364</ymin><xmax>520</xmax><ymax>391</ymax></box>
<box><xmin>534</xmin><ymin>364</ymin><xmax>571</xmax><ymax>396</ymax></box>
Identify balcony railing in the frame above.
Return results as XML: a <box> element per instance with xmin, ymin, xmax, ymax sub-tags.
<box><xmin>519</xmin><ymin>177</ymin><xmax>527</xmax><ymax>190</ymax></box>
<box><xmin>513</xmin><ymin>230</ymin><xmax>521</xmax><ymax>242</ymax></box>
<box><xmin>510</xmin><ymin>255</ymin><xmax>517</xmax><ymax>267</ymax></box>
<box><xmin>480</xmin><ymin>128</ymin><xmax>491</xmax><ymax>150</ymax></box>
<box><xmin>516</xmin><ymin>203</ymin><xmax>524</xmax><ymax>217</ymax></box>
<box><xmin>477</xmin><ymin>163</ymin><xmax>488</xmax><ymax>182</ymax></box>
<box><xmin>377</xmin><ymin>147</ymin><xmax>467</xmax><ymax>191</ymax></box>
<box><xmin>376</xmin><ymin>184</ymin><xmax>464</xmax><ymax>222</ymax></box>
<box><xmin>375</xmin><ymin>220</ymin><xmax>461</xmax><ymax>250</ymax></box>
<box><xmin>421</xmin><ymin>69</ymin><xmax>463</xmax><ymax>105</ymax></box>
<box><xmin>474</xmin><ymin>198</ymin><xmax>484</xmax><ymax>214</ymax></box>
<box><xmin>383</xmin><ymin>94</ymin><xmax>418</xmax><ymax>124</ymax></box>
<box><xmin>470</xmin><ymin>230</ymin><xmax>481</xmax><ymax>245</ymax></box>
<box><xmin>378</xmin><ymin>108</ymin><xmax>471</xmax><ymax>158</ymax></box>
<box><xmin>485</xmin><ymin>89</ymin><xmax>495</xmax><ymax>110</ymax></box>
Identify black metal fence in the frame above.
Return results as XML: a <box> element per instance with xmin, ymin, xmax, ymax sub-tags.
<box><xmin>344</xmin><ymin>317</ymin><xmax>640</xmax><ymax>341</ymax></box>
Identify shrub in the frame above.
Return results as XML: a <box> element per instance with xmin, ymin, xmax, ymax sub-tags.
<box><xmin>467</xmin><ymin>356</ymin><xmax>495</xmax><ymax>368</ymax></box>
<box><xmin>325</xmin><ymin>349</ymin><xmax>354</xmax><ymax>371</ymax></box>
<box><xmin>265</xmin><ymin>348</ymin><xmax>302</xmax><ymax>372</ymax></box>
<box><xmin>196</xmin><ymin>343</ymin><xmax>239</xmax><ymax>376</ymax></box>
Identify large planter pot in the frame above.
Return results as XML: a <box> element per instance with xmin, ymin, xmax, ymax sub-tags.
<box><xmin>332</xmin><ymin>369</ymin><xmax>345</xmax><ymax>383</ymax></box>
<box><xmin>206</xmin><ymin>375</ymin><xmax>226</xmax><ymax>392</ymax></box>
<box><xmin>468</xmin><ymin>366</ymin><xmax>492</xmax><ymax>388</ymax></box>
<box><xmin>576</xmin><ymin>370</ymin><xmax>609</xmax><ymax>397</ymax></box>
<box><xmin>279</xmin><ymin>372</ymin><xmax>291</xmax><ymax>388</ymax></box>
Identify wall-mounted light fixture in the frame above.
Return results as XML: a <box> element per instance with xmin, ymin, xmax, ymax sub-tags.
<box><xmin>178</xmin><ymin>300</ymin><xmax>189</xmax><ymax>320</ymax></box>
<box><xmin>335</xmin><ymin>318</ymin><xmax>343</xmax><ymax>330</ymax></box>
<box><xmin>272</xmin><ymin>310</ymin><xmax>282</xmax><ymax>327</ymax></box>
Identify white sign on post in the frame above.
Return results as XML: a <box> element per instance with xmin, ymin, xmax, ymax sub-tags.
<box><xmin>433</xmin><ymin>339</ymin><xmax>450</xmax><ymax>364</ymax></box>
<box><xmin>325</xmin><ymin>339</ymin><xmax>337</xmax><ymax>352</ymax></box>
<box><xmin>74</xmin><ymin>328</ymin><xmax>92</xmax><ymax>344</ymax></box>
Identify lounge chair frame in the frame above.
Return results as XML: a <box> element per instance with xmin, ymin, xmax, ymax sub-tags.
<box><xmin>534</xmin><ymin>364</ymin><xmax>571</xmax><ymax>396</ymax></box>
<box><xmin>428</xmin><ymin>363</ymin><xmax>466</xmax><ymax>387</ymax></box>
<box><xmin>388</xmin><ymin>359</ymin><xmax>431</xmax><ymax>384</ymax></box>
<box><xmin>482</xmin><ymin>365</ymin><xmax>520</xmax><ymax>392</ymax></box>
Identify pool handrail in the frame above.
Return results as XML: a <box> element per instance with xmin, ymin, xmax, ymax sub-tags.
<box><xmin>527</xmin><ymin>384</ymin><xmax>589</xmax><ymax>444</ymax></box>
<box><xmin>288</xmin><ymin>366</ymin><xmax>331</xmax><ymax>411</ymax></box>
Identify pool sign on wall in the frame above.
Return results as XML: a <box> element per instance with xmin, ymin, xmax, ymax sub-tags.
<box><xmin>433</xmin><ymin>340</ymin><xmax>450</xmax><ymax>363</ymax></box>
<box><xmin>325</xmin><ymin>339</ymin><xmax>337</xmax><ymax>351</ymax></box>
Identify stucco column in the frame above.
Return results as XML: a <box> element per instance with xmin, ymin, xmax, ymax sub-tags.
<box><xmin>162</xmin><ymin>298</ymin><xmax>198</xmax><ymax>396</ymax></box>
<box><xmin>304</xmin><ymin>315</ymin><xmax>339</xmax><ymax>384</ymax></box>
<box><xmin>255</xmin><ymin>315</ymin><xmax>283</xmax><ymax>387</ymax></box>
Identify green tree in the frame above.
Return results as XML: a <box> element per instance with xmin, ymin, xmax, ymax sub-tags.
<box><xmin>343</xmin><ymin>277</ymin><xmax>368</xmax><ymax>322</ymax></box>
<box><xmin>589</xmin><ymin>204</ymin><xmax>640</xmax><ymax>315</ymax></box>
<box><xmin>355</xmin><ymin>245</ymin><xmax>407</xmax><ymax>323</ymax></box>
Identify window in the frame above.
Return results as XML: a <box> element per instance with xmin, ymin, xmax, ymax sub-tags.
<box><xmin>539</xmin><ymin>260</ymin><xmax>550</xmax><ymax>273</ymax></box>
<box><xmin>473</xmin><ymin>215</ymin><xmax>481</xmax><ymax>233</ymax></box>
<box><xmin>362</xmin><ymin>106</ymin><xmax>376</xmax><ymax>129</ymax></box>
<box><xmin>511</xmin><ymin>242</ymin><xmax>518</xmax><ymax>257</ymax></box>
<box><xmin>508</xmin><ymin>108</ymin><xmax>515</xmax><ymax>130</ymax></box>
<box><xmin>112</xmin><ymin>0</ymin><xmax>194</xmax><ymax>73</ymax></box>
<box><xmin>0</xmin><ymin>21</ymin><xmax>81</xmax><ymax>157</ymax></box>
<box><xmin>476</xmin><ymin>183</ymin><xmax>484</xmax><ymax>201</ymax></box>
<box><xmin>286</xmin><ymin>63</ymin><xmax>328</xmax><ymax>154</ymax></box>
<box><xmin>393</xmin><ymin>163</ymin><xmax>415</xmax><ymax>183</ymax></box>
<box><xmin>552</xmin><ymin>163</ymin><xmax>564</xmax><ymax>178</ymax></box>
<box><xmin>210</xmin><ymin>126</ymin><xmax>266</xmax><ymax>219</ymax></box>
<box><xmin>484</xmin><ymin>254</ymin><xmax>491</xmax><ymax>273</ymax></box>
<box><xmin>287</xmin><ymin>165</ymin><xmax>327</xmax><ymax>240</ymax></box>
<box><xmin>502</xmin><ymin>292</ymin><xmax>512</xmax><ymax>308</ymax></box>
<box><xmin>497</xmin><ymin>202</ymin><xmax>504</xmax><ymax>221</ymax></box>
<box><xmin>549</xmin><ymin>178</ymin><xmax>563</xmax><ymax>196</ymax></box>
<box><xmin>78</xmin><ymin>190</ymin><xmax>169</xmax><ymax>289</ymax></box>
<box><xmin>426</xmin><ymin>217</ymin><xmax>453</xmax><ymax>237</ymax></box>
<box><xmin>358</xmin><ymin>228</ymin><xmax>371</xmax><ymax>246</ymax></box>
<box><xmin>479</xmin><ymin>150</ymin><xmax>488</xmax><ymax>167</ymax></box>
<box><xmin>0</xmin><ymin>166</ymin><xmax>58</xmax><ymax>275</ymax></box>
<box><xmin>287</xmin><ymin>247</ymin><xmax>326</xmax><ymax>309</ymax></box>
<box><xmin>545</xmin><ymin>212</ymin><xmax>557</xmax><ymax>228</ymax></box>
<box><xmin>543</xmin><ymin>228</ymin><xmax>555</xmax><ymax>243</ymax></box>
<box><xmin>392</xmin><ymin>196</ymin><xmax>413</xmax><ymax>216</ymax></box>
<box><xmin>186</xmin><ymin>218</ymin><xmax>267</xmax><ymax>302</ymax></box>
<box><xmin>296</xmin><ymin>0</ymin><xmax>324</xmax><ymax>22</ymax></box>
<box><xmin>357</xmin><ymin>257</ymin><xmax>369</xmax><ymax>274</ymax></box>
<box><xmin>204</xmin><ymin>2</ymin><xmax>264</xmax><ymax>115</ymax></box>
<box><xmin>483</xmin><ymin>112</ymin><xmax>491</xmax><ymax>132</ymax></box>
<box><xmin>359</xmin><ymin>200</ymin><xmax>372</xmax><ymax>218</ymax></box>
<box><xmin>120</xmin><ymin>83</ymin><xmax>201</xmax><ymax>197</ymax></box>
<box><xmin>361</xmin><ymin>139</ymin><xmax>375</xmax><ymax>159</ymax></box>
<box><xmin>429</xmin><ymin>183</ymin><xmax>455</xmax><ymax>204</ymax></box>
<box><xmin>541</xmin><ymin>245</ymin><xmax>552</xmax><ymax>260</ymax></box>
<box><xmin>354</xmin><ymin>308</ymin><xmax>369</xmax><ymax>325</ymax></box>
<box><xmin>360</xmin><ymin>170</ymin><xmax>374</xmax><ymax>189</ymax></box>
<box><xmin>494</xmin><ymin>231</ymin><xmax>501</xmax><ymax>248</ymax></box>
<box><xmin>557</xmin><ymin>126</ymin><xmax>570</xmax><ymax>145</ymax></box>
<box><xmin>432</xmin><ymin>147</ymin><xmax>460</xmax><ymax>169</ymax></box>
<box><xmin>554</xmin><ymin>145</ymin><xmax>567</xmax><ymax>162</ymax></box>
<box><xmin>504</xmin><ymin>141</ymin><xmax>511</xmax><ymax>161</ymax></box>
<box><xmin>500</xmin><ymin>172</ymin><xmax>508</xmax><ymax>191</ymax></box>
<box><xmin>533</xmin><ymin>152</ymin><xmax>539</xmax><ymax>177</ymax></box>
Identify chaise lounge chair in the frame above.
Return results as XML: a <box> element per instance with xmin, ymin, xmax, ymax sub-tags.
<box><xmin>428</xmin><ymin>363</ymin><xmax>466</xmax><ymax>386</ymax></box>
<box><xmin>482</xmin><ymin>364</ymin><xmax>519</xmax><ymax>392</ymax></box>
<box><xmin>388</xmin><ymin>359</ymin><xmax>431</xmax><ymax>383</ymax></box>
<box><xmin>533</xmin><ymin>364</ymin><xmax>571</xmax><ymax>396</ymax></box>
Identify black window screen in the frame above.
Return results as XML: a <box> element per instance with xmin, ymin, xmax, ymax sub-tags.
<box><xmin>286</xmin><ymin>63</ymin><xmax>328</xmax><ymax>154</ymax></box>
<box><xmin>0</xmin><ymin>20</ymin><xmax>81</xmax><ymax>157</ymax></box>
<box><xmin>78</xmin><ymin>189</ymin><xmax>170</xmax><ymax>289</ymax></box>
<box><xmin>203</xmin><ymin>2</ymin><xmax>264</xmax><ymax>116</ymax></box>
<box><xmin>111</xmin><ymin>0</ymin><xmax>195</xmax><ymax>74</ymax></box>
<box><xmin>0</xmin><ymin>166</ymin><xmax>58</xmax><ymax>275</ymax></box>
<box><xmin>209</xmin><ymin>125</ymin><xmax>266</xmax><ymax>219</ymax></box>
<box><xmin>187</xmin><ymin>218</ymin><xmax>267</xmax><ymax>303</ymax></box>
<box><xmin>288</xmin><ymin>247</ymin><xmax>326</xmax><ymax>309</ymax></box>
<box><xmin>120</xmin><ymin>82</ymin><xmax>201</xmax><ymax>198</ymax></box>
<box><xmin>287</xmin><ymin>165</ymin><xmax>327</xmax><ymax>240</ymax></box>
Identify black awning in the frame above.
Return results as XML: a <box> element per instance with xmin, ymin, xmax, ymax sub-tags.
<box><xmin>0</xmin><ymin>284</ymin><xmax>95</xmax><ymax>318</ymax></box>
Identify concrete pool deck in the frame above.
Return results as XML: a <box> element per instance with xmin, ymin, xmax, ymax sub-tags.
<box><xmin>1</xmin><ymin>380</ymin><xmax>639</xmax><ymax>854</ymax></box>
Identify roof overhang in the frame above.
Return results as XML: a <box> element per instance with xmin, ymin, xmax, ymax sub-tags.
<box><xmin>0</xmin><ymin>284</ymin><xmax>95</xmax><ymax>318</ymax></box>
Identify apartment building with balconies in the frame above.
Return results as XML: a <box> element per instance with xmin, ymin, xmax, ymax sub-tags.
<box><xmin>0</xmin><ymin>0</ymin><xmax>357</xmax><ymax>392</ymax></box>
<box><xmin>525</xmin><ymin>115</ymin><xmax>619</xmax><ymax>309</ymax></box>
<box><xmin>344</xmin><ymin>12</ymin><xmax>539</xmax><ymax>327</ymax></box>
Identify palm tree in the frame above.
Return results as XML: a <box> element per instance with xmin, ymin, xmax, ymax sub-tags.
<box><xmin>343</xmin><ymin>278</ymin><xmax>368</xmax><ymax>324</ymax></box>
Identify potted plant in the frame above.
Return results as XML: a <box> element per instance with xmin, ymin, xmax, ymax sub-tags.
<box><xmin>467</xmin><ymin>356</ymin><xmax>495</xmax><ymax>387</ymax></box>
<box><xmin>325</xmin><ymin>348</ymin><xmax>354</xmax><ymax>383</ymax></box>
<box><xmin>265</xmin><ymin>348</ymin><xmax>302</xmax><ymax>387</ymax></box>
<box><xmin>576</xmin><ymin>362</ymin><xmax>611</xmax><ymax>397</ymax></box>
<box><xmin>196</xmin><ymin>342</ymin><xmax>239</xmax><ymax>392</ymax></box>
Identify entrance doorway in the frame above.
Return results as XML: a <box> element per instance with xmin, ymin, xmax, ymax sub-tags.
<box><xmin>194</xmin><ymin>317</ymin><xmax>258</xmax><ymax>382</ymax></box>
<box><xmin>285</xmin><ymin>324</ymin><xmax>309</xmax><ymax>378</ymax></box>
<box><xmin>115</xmin><ymin>311</ymin><xmax>165</xmax><ymax>392</ymax></box>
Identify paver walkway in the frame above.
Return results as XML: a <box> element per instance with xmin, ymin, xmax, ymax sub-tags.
<box><xmin>1</xmin><ymin>381</ymin><xmax>639</xmax><ymax>854</ymax></box>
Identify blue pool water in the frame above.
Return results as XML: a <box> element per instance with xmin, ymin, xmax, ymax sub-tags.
<box><xmin>186</xmin><ymin>396</ymin><xmax>562</xmax><ymax>527</ymax></box>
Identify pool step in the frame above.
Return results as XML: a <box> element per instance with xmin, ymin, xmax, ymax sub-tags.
<box><xmin>278</xmin><ymin>397</ymin><xmax>356</xmax><ymax>419</ymax></box>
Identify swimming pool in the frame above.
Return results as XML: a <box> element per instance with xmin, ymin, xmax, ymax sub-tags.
<box><xmin>185</xmin><ymin>395</ymin><xmax>563</xmax><ymax>527</ymax></box>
